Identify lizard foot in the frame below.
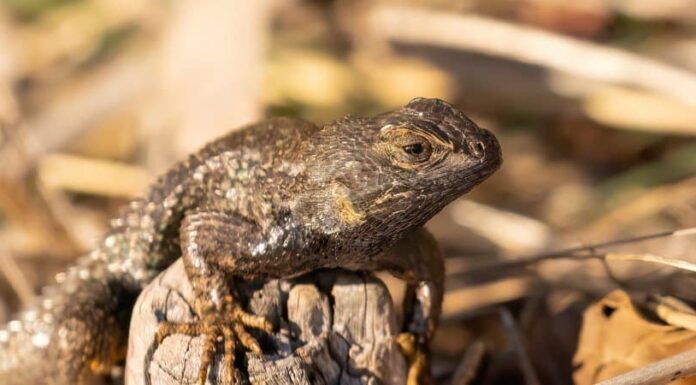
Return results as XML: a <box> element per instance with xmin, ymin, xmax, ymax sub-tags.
<box><xmin>397</xmin><ymin>332</ymin><xmax>432</xmax><ymax>385</ymax></box>
<box><xmin>154</xmin><ymin>295</ymin><xmax>273</xmax><ymax>385</ymax></box>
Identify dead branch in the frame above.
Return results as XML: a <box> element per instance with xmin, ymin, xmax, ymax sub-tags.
<box><xmin>595</xmin><ymin>347</ymin><xmax>696</xmax><ymax>385</ymax></box>
<box><xmin>126</xmin><ymin>260</ymin><xmax>407</xmax><ymax>385</ymax></box>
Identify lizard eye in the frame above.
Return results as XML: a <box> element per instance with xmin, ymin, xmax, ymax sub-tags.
<box><xmin>379</xmin><ymin>127</ymin><xmax>437</xmax><ymax>166</ymax></box>
<box><xmin>400</xmin><ymin>140</ymin><xmax>432</xmax><ymax>162</ymax></box>
<box><xmin>403</xmin><ymin>143</ymin><xmax>424</xmax><ymax>155</ymax></box>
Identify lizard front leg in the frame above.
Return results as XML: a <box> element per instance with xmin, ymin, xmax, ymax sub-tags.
<box><xmin>381</xmin><ymin>228</ymin><xmax>445</xmax><ymax>385</ymax></box>
<box><xmin>153</xmin><ymin>210</ymin><xmax>273</xmax><ymax>385</ymax></box>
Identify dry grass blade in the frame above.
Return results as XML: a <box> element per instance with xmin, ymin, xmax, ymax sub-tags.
<box><xmin>604</xmin><ymin>253</ymin><xmax>696</xmax><ymax>274</ymax></box>
<box><xmin>0</xmin><ymin>249</ymin><xmax>33</xmax><ymax>306</ymax></box>
<box><xmin>647</xmin><ymin>296</ymin><xmax>696</xmax><ymax>332</ymax></box>
<box><xmin>449</xmin><ymin>200</ymin><xmax>551</xmax><ymax>253</ymax></box>
<box><xmin>1</xmin><ymin>56</ymin><xmax>151</xmax><ymax>182</ymax></box>
<box><xmin>582</xmin><ymin>86</ymin><xmax>696</xmax><ymax>135</ymax></box>
<box><xmin>580</xmin><ymin>176</ymin><xmax>696</xmax><ymax>237</ymax></box>
<box><xmin>368</xmin><ymin>4</ymin><xmax>696</xmax><ymax>106</ymax></box>
<box><xmin>442</xmin><ymin>277</ymin><xmax>532</xmax><ymax>319</ymax></box>
<box><xmin>38</xmin><ymin>154</ymin><xmax>150</xmax><ymax>198</ymax></box>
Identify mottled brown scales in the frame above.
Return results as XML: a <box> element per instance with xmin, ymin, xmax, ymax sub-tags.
<box><xmin>335</xmin><ymin>191</ymin><xmax>366</xmax><ymax>225</ymax></box>
<box><xmin>0</xmin><ymin>98</ymin><xmax>501</xmax><ymax>385</ymax></box>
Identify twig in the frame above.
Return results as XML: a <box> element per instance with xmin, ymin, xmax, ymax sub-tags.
<box><xmin>368</xmin><ymin>4</ymin><xmax>696</xmax><ymax>106</ymax></box>
<box><xmin>449</xmin><ymin>340</ymin><xmax>485</xmax><ymax>385</ymax></box>
<box><xmin>452</xmin><ymin>307</ymin><xmax>541</xmax><ymax>385</ymax></box>
<box><xmin>498</xmin><ymin>308</ymin><xmax>541</xmax><ymax>385</ymax></box>
<box><xmin>449</xmin><ymin>227</ymin><xmax>696</xmax><ymax>276</ymax></box>
<box><xmin>595</xmin><ymin>347</ymin><xmax>696</xmax><ymax>385</ymax></box>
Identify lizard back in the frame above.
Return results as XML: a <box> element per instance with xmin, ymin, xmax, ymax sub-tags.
<box><xmin>0</xmin><ymin>117</ymin><xmax>320</xmax><ymax>384</ymax></box>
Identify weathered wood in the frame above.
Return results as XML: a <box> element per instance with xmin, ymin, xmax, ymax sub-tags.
<box><xmin>126</xmin><ymin>260</ymin><xmax>407</xmax><ymax>385</ymax></box>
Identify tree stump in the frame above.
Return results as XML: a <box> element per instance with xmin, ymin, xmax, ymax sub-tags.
<box><xmin>125</xmin><ymin>260</ymin><xmax>408</xmax><ymax>385</ymax></box>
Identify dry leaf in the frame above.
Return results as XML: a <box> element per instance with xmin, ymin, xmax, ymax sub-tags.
<box><xmin>574</xmin><ymin>290</ymin><xmax>696</xmax><ymax>385</ymax></box>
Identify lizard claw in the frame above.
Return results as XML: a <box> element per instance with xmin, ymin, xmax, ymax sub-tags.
<box><xmin>154</xmin><ymin>296</ymin><xmax>273</xmax><ymax>385</ymax></box>
<box><xmin>397</xmin><ymin>332</ymin><xmax>432</xmax><ymax>385</ymax></box>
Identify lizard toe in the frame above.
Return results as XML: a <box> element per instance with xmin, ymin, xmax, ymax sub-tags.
<box><xmin>397</xmin><ymin>332</ymin><xmax>432</xmax><ymax>385</ymax></box>
<box><xmin>152</xmin><ymin>298</ymin><xmax>273</xmax><ymax>385</ymax></box>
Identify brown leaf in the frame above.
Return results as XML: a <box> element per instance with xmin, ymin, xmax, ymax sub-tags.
<box><xmin>574</xmin><ymin>290</ymin><xmax>696</xmax><ymax>385</ymax></box>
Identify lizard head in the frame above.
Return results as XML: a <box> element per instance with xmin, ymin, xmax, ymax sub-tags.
<box><xmin>372</xmin><ymin>97</ymin><xmax>501</xmax><ymax>193</ymax></box>
<box><xmin>300</xmin><ymin>97</ymin><xmax>501</xmax><ymax>240</ymax></box>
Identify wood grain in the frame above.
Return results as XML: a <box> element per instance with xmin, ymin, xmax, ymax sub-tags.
<box><xmin>126</xmin><ymin>260</ymin><xmax>407</xmax><ymax>385</ymax></box>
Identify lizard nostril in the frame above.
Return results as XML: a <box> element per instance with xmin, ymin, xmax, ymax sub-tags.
<box><xmin>468</xmin><ymin>140</ymin><xmax>485</xmax><ymax>159</ymax></box>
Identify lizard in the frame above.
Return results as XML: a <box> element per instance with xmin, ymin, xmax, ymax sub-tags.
<box><xmin>0</xmin><ymin>97</ymin><xmax>501</xmax><ymax>385</ymax></box>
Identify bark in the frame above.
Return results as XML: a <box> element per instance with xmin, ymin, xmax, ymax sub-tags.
<box><xmin>125</xmin><ymin>260</ymin><xmax>407</xmax><ymax>385</ymax></box>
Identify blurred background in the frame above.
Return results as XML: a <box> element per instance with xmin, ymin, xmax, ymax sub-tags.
<box><xmin>1</xmin><ymin>0</ymin><xmax>696</xmax><ymax>384</ymax></box>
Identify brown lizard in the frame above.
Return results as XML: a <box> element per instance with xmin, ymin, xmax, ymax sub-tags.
<box><xmin>0</xmin><ymin>97</ymin><xmax>501</xmax><ymax>385</ymax></box>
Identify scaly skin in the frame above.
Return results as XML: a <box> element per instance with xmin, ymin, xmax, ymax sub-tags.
<box><xmin>0</xmin><ymin>98</ymin><xmax>501</xmax><ymax>384</ymax></box>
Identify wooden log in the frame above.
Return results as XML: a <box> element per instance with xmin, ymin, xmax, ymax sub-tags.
<box><xmin>126</xmin><ymin>260</ymin><xmax>407</xmax><ymax>385</ymax></box>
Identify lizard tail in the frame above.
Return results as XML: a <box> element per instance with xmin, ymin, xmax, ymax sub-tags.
<box><xmin>0</xmin><ymin>266</ymin><xmax>135</xmax><ymax>385</ymax></box>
